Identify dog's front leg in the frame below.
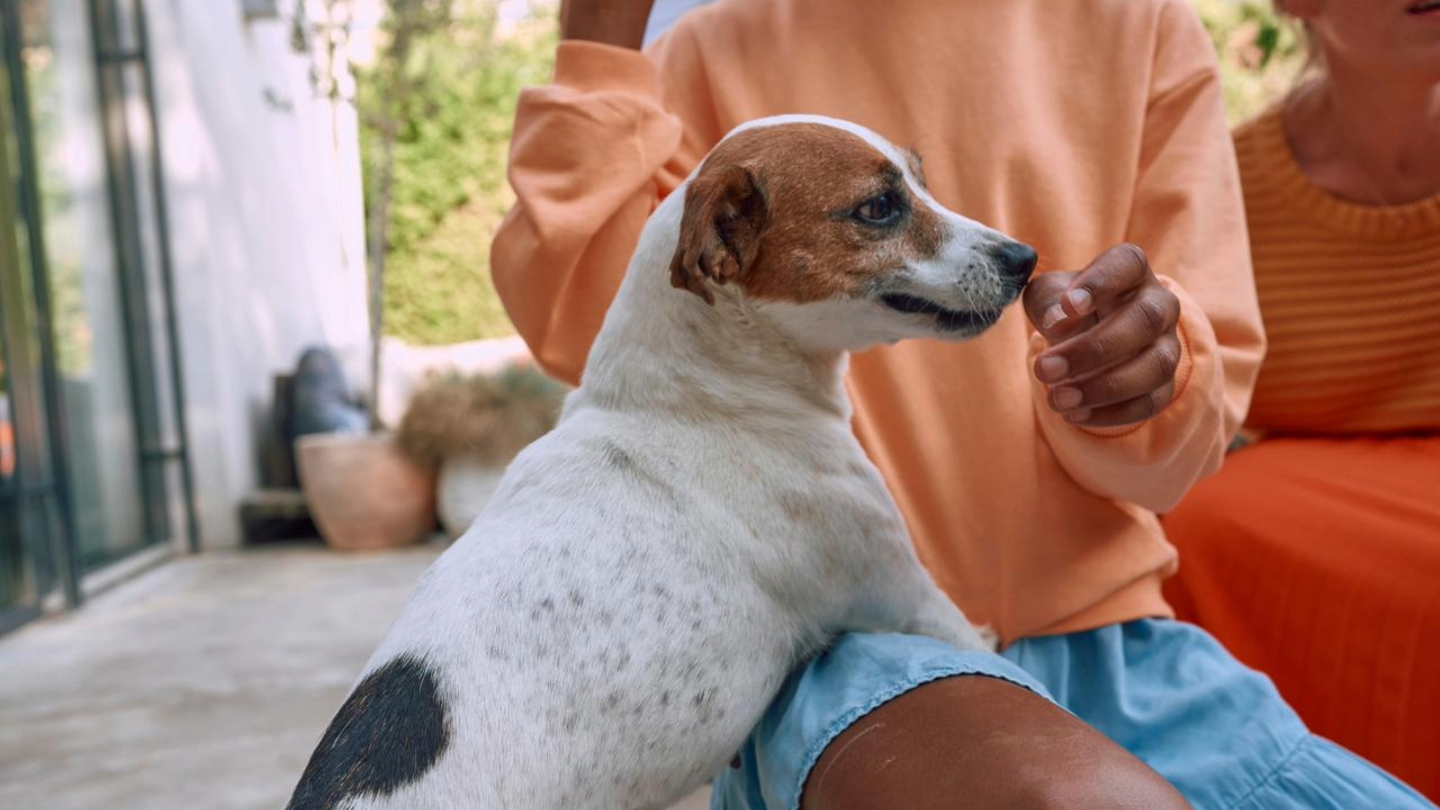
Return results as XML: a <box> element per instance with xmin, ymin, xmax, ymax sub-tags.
<box><xmin>903</xmin><ymin>581</ymin><xmax>999</xmax><ymax>652</ymax></box>
<box><xmin>836</xmin><ymin>560</ymin><xmax>995</xmax><ymax>653</ymax></box>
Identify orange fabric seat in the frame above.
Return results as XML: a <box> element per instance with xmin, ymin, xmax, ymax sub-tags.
<box><xmin>1163</xmin><ymin>435</ymin><xmax>1440</xmax><ymax>801</ymax></box>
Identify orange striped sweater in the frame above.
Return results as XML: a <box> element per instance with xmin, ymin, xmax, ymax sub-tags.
<box><xmin>1236</xmin><ymin>108</ymin><xmax>1440</xmax><ymax>435</ymax></box>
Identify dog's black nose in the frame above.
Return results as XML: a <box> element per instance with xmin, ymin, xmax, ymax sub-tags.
<box><xmin>991</xmin><ymin>241</ymin><xmax>1038</xmax><ymax>284</ymax></box>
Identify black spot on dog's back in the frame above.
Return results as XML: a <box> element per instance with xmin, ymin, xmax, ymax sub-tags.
<box><xmin>285</xmin><ymin>654</ymin><xmax>451</xmax><ymax>810</ymax></box>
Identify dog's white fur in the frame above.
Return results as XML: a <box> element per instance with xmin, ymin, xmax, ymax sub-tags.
<box><xmin>289</xmin><ymin>116</ymin><xmax>1032</xmax><ymax>810</ymax></box>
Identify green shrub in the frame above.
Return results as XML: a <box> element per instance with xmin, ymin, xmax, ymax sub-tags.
<box><xmin>358</xmin><ymin>1</ymin><xmax>555</xmax><ymax>345</ymax></box>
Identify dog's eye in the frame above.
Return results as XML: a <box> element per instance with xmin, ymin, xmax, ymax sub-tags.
<box><xmin>854</xmin><ymin>192</ymin><xmax>902</xmax><ymax>226</ymax></box>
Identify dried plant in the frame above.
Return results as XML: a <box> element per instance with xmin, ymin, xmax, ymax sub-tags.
<box><xmin>395</xmin><ymin>364</ymin><xmax>567</xmax><ymax>468</ymax></box>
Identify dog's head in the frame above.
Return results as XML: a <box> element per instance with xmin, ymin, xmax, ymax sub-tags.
<box><xmin>669</xmin><ymin>115</ymin><xmax>1036</xmax><ymax>352</ymax></box>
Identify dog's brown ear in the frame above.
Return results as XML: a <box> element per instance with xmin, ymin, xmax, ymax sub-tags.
<box><xmin>669</xmin><ymin>163</ymin><xmax>767</xmax><ymax>305</ymax></box>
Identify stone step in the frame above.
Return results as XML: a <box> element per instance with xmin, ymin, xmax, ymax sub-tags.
<box><xmin>239</xmin><ymin>488</ymin><xmax>320</xmax><ymax>545</ymax></box>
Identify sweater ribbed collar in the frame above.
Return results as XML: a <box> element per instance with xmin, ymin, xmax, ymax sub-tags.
<box><xmin>1250</xmin><ymin>106</ymin><xmax>1440</xmax><ymax>243</ymax></box>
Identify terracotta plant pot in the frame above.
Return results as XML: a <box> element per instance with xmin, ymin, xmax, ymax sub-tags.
<box><xmin>295</xmin><ymin>432</ymin><xmax>437</xmax><ymax>551</ymax></box>
<box><xmin>437</xmin><ymin>453</ymin><xmax>506</xmax><ymax>538</ymax></box>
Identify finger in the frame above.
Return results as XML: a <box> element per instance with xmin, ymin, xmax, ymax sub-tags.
<box><xmin>1034</xmin><ymin>283</ymin><xmax>1179</xmax><ymax>384</ymax></box>
<box><xmin>1060</xmin><ymin>380</ymin><xmax>1177</xmax><ymax>428</ymax></box>
<box><xmin>1023</xmin><ymin>271</ymin><xmax>1098</xmax><ymax>343</ymax></box>
<box><xmin>1060</xmin><ymin>243</ymin><xmax>1151</xmax><ymax>320</ymax></box>
<box><xmin>1022</xmin><ymin>271</ymin><xmax>1073</xmax><ymax>331</ymax></box>
<box><xmin>1040</xmin><ymin>311</ymin><xmax>1099</xmax><ymax>345</ymax></box>
<box><xmin>1046</xmin><ymin>334</ymin><xmax>1182</xmax><ymax>414</ymax></box>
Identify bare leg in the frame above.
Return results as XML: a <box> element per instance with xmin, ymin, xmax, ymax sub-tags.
<box><xmin>801</xmin><ymin>676</ymin><xmax>1193</xmax><ymax>810</ymax></box>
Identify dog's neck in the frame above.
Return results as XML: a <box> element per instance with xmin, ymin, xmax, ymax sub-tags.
<box><xmin>574</xmin><ymin>192</ymin><xmax>851</xmax><ymax>425</ymax></box>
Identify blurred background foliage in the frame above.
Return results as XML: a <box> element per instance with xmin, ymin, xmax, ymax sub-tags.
<box><xmin>1193</xmin><ymin>0</ymin><xmax>1309</xmax><ymax>124</ymax></box>
<box><xmin>357</xmin><ymin>0</ymin><xmax>1305</xmax><ymax>346</ymax></box>
<box><xmin>356</xmin><ymin>0</ymin><xmax>555</xmax><ymax>347</ymax></box>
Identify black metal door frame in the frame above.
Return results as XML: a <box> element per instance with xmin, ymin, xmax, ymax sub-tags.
<box><xmin>0</xmin><ymin>0</ymin><xmax>200</xmax><ymax>634</ymax></box>
<box><xmin>88</xmin><ymin>0</ymin><xmax>200</xmax><ymax>556</ymax></box>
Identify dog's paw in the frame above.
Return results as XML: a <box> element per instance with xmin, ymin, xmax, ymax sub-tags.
<box><xmin>976</xmin><ymin>625</ymin><xmax>1001</xmax><ymax>652</ymax></box>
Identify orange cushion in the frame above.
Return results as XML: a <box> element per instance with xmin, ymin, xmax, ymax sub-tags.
<box><xmin>1163</xmin><ymin>435</ymin><xmax>1440</xmax><ymax>801</ymax></box>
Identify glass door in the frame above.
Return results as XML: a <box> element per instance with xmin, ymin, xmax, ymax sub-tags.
<box><xmin>0</xmin><ymin>257</ymin><xmax>45</xmax><ymax>633</ymax></box>
<box><xmin>0</xmin><ymin>20</ymin><xmax>73</xmax><ymax>630</ymax></box>
<box><xmin>20</xmin><ymin>0</ymin><xmax>150</xmax><ymax>569</ymax></box>
<box><xmin>0</xmin><ymin>0</ymin><xmax>195</xmax><ymax>634</ymax></box>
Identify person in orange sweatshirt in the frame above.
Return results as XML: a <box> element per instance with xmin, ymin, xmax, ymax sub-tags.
<box><xmin>491</xmin><ymin>0</ymin><xmax>1434</xmax><ymax>807</ymax></box>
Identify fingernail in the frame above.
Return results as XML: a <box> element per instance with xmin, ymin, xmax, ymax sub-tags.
<box><xmin>1029</xmin><ymin>332</ymin><xmax>1047</xmax><ymax>353</ymax></box>
<box><xmin>1065</xmin><ymin>288</ymin><xmax>1093</xmax><ymax>315</ymax></box>
<box><xmin>1037</xmin><ymin>355</ymin><xmax>1068</xmax><ymax>383</ymax></box>
<box><xmin>1053</xmin><ymin>387</ymin><xmax>1084</xmax><ymax>410</ymax></box>
<box><xmin>1041</xmin><ymin>304</ymin><xmax>1066</xmax><ymax>330</ymax></box>
<box><xmin>1064</xmin><ymin>408</ymin><xmax>1093</xmax><ymax>424</ymax></box>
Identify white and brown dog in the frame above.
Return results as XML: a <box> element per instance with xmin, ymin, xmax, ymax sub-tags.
<box><xmin>285</xmin><ymin>115</ymin><xmax>1037</xmax><ymax>810</ymax></box>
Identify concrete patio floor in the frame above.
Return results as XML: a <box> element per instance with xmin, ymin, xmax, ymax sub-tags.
<box><xmin>0</xmin><ymin>544</ymin><xmax>709</xmax><ymax>810</ymax></box>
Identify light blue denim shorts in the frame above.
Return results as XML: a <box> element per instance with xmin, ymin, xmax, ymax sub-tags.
<box><xmin>712</xmin><ymin>619</ymin><xmax>1435</xmax><ymax>810</ymax></box>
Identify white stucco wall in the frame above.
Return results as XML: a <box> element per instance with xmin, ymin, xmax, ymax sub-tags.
<box><xmin>145</xmin><ymin>0</ymin><xmax>369</xmax><ymax>548</ymax></box>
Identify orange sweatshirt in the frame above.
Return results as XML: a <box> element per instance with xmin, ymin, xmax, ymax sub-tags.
<box><xmin>492</xmin><ymin>0</ymin><xmax>1264</xmax><ymax>643</ymax></box>
<box><xmin>1236</xmin><ymin>107</ymin><xmax>1440</xmax><ymax>436</ymax></box>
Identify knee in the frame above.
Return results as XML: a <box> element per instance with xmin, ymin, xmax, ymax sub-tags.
<box><xmin>1011</xmin><ymin>755</ymin><xmax>1191</xmax><ymax>810</ymax></box>
<box><xmin>801</xmin><ymin>675</ymin><xmax>1192</xmax><ymax>810</ymax></box>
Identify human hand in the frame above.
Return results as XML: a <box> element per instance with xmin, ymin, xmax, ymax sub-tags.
<box><xmin>1023</xmin><ymin>244</ymin><xmax>1181</xmax><ymax>429</ymax></box>
<box><xmin>560</xmin><ymin>0</ymin><xmax>657</xmax><ymax>49</ymax></box>
<box><xmin>802</xmin><ymin>676</ymin><xmax>1192</xmax><ymax>810</ymax></box>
